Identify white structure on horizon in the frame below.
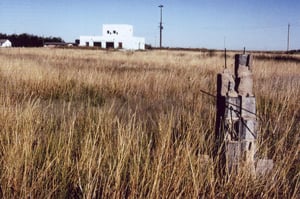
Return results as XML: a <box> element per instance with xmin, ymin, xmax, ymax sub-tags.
<box><xmin>0</xmin><ymin>39</ymin><xmax>12</xmax><ymax>47</ymax></box>
<box><xmin>79</xmin><ymin>24</ymin><xmax>145</xmax><ymax>50</ymax></box>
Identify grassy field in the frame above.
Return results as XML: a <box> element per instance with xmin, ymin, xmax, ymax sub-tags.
<box><xmin>0</xmin><ymin>48</ymin><xmax>299</xmax><ymax>198</ymax></box>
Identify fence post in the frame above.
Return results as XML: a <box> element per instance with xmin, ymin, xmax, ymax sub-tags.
<box><xmin>216</xmin><ymin>54</ymin><xmax>258</xmax><ymax>176</ymax></box>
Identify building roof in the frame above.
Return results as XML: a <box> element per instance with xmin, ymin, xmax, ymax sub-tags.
<box><xmin>0</xmin><ymin>39</ymin><xmax>9</xmax><ymax>44</ymax></box>
<box><xmin>44</xmin><ymin>42</ymin><xmax>67</xmax><ymax>46</ymax></box>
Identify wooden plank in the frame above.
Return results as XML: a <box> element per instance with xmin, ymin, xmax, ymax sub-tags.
<box><xmin>219</xmin><ymin>69</ymin><xmax>237</xmax><ymax>97</ymax></box>
<box><xmin>240</xmin><ymin>119</ymin><xmax>256</xmax><ymax>140</ymax></box>
<box><xmin>226</xmin><ymin>141</ymin><xmax>240</xmax><ymax>174</ymax></box>
<box><xmin>256</xmin><ymin>159</ymin><xmax>274</xmax><ymax>175</ymax></box>
<box><xmin>235</xmin><ymin>54</ymin><xmax>252</xmax><ymax>77</ymax></box>
<box><xmin>225</xmin><ymin>97</ymin><xmax>240</xmax><ymax>120</ymax></box>
<box><xmin>241</xmin><ymin>96</ymin><xmax>256</xmax><ymax>119</ymax></box>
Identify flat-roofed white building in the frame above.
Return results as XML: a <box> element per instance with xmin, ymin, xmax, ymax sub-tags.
<box><xmin>79</xmin><ymin>24</ymin><xmax>145</xmax><ymax>50</ymax></box>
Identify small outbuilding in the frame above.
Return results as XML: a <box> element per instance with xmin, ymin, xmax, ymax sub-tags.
<box><xmin>0</xmin><ymin>39</ymin><xmax>12</xmax><ymax>47</ymax></box>
<box><xmin>79</xmin><ymin>24</ymin><xmax>145</xmax><ymax>50</ymax></box>
<box><xmin>44</xmin><ymin>42</ymin><xmax>68</xmax><ymax>48</ymax></box>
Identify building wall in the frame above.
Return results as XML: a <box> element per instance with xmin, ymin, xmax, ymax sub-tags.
<box><xmin>79</xmin><ymin>24</ymin><xmax>145</xmax><ymax>50</ymax></box>
<box><xmin>79</xmin><ymin>36</ymin><xmax>145</xmax><ymax>50</ymax></box>
<box><xmin>102</xmin><ymin>24</ymin><xmax>133</xmax><ymax>38</ymax></box>
<box><xmin>79</xmin><ymin>36</ymin><xmax>103</xmax><ymax>47</ymax></box>
<box><xmin>122</xmin><ymin>37</ymin><xmax>145</xmax><ymax>50</ymax></box>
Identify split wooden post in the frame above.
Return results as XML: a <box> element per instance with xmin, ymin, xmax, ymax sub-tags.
<box><xmin>216</xmin><ymin>54</ymin><xmax>257</xmax><ymax>176</ymax></box>
<box><xmin>216</xmin><ymin>53</ymin><xmax>274</xmax><ymax>177</ymax></box>
<box><xmin>235</xmin><ymin>54</ymin><xmax>256</xmax><ymax>175</ymax></box>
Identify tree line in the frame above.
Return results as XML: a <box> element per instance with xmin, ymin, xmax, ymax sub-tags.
<box><xmin>0</xmin><ymin>33</ymin><xmax>64</xmax><ymax>47</ymax></box>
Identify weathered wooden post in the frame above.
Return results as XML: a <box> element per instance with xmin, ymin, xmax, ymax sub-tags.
<box><xmin>235</xmin><ymin>54</ymin><xmax>256</xmax><ymax>175</ymax></box>
<box><xmin>216</xmin><ymin>53</ymin><xmax>260</xmax><ymax>176</ymax></box>
<box><xmin>216</xmin><ymin>52</ymin><xmax>274</xmax><ymax>176</ymax></box>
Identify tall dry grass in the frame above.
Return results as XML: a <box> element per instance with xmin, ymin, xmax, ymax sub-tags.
<box><xmin>0</xmin><ymin>48</ymin><xmax>299</xmax><ymax>198</ymax></box>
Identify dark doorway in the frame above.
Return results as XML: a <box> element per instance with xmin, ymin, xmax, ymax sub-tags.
<box><xmin>85</xmin><ymin>42</ymin><xmax>89</xmax><ymax>47</ymax></box>
<box><xmin>118</xmin><ymin>42</ymin><xmax>123</xmax><ymax>49</ymax></box>
<box><xmin>106</xmin><ymin>42</ymin><xmax>114</xmax><ymax>49</ymax></box>
<box><xmin>94</xmin><ymin>42</ymin><xmax>102</xmax><ymax>47</ymax></box>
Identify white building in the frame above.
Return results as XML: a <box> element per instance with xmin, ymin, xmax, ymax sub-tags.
<box><xmin>0</xmin><ymin>39</ymin><xmax>12</xmax><ymax>47</ymax></box>
<box><xmin>79</xmin><ymin>24</ymin><xmax>145</xmax><ymax>50</ymax></box>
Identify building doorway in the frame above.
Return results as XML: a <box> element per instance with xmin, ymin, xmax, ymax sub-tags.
<box><xmin>118</xmin><ymin>42</ymin><xmax>123</xmax><ymax>49</ymax></box>
<box><xmin>94</xmin><ymin>42</ymin><xmax>102</xmax><ymax>47</ymax></box>
<box><xmin>106</xmin><ymin>42</ymin><xmax>114</xmax><ymax>49</ymax></box>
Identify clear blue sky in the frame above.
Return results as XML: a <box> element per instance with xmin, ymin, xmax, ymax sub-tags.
<box><xmin>1</xmin><ymin>0</ymin><xmax>300</xmax><ymax>50</ymax></box>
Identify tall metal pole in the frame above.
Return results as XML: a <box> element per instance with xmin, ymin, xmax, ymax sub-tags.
<box><xmin>287</xmin><ymin>23</ymin><xmax>290</xmax><ymax>52</ymax></box>
<box><xmin>159</xmin><ymin>5</ymin><xmax>163</xmax><ymax>48</ymax></box>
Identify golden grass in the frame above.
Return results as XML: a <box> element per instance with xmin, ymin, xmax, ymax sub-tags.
<box><xmin>0</xmin><ymin>48</ymin><xmax>299</xmax><ymax>198</ymax></box>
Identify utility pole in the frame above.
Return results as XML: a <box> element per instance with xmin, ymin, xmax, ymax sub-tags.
<box><xmin>158</xmin><ymin>5</ymin><xmax>164</xmax><ymax>48</ymax></box>
<box><xmin>287</xmin><ymin>23</ymin><xmax>290</xmax><ymax>52</ymax></box>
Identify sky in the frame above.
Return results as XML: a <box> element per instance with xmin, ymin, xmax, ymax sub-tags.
<box><xmin>1</xmin><ymin>0</ymin><xmax>300</xmax><ymax>50</ymax></box>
